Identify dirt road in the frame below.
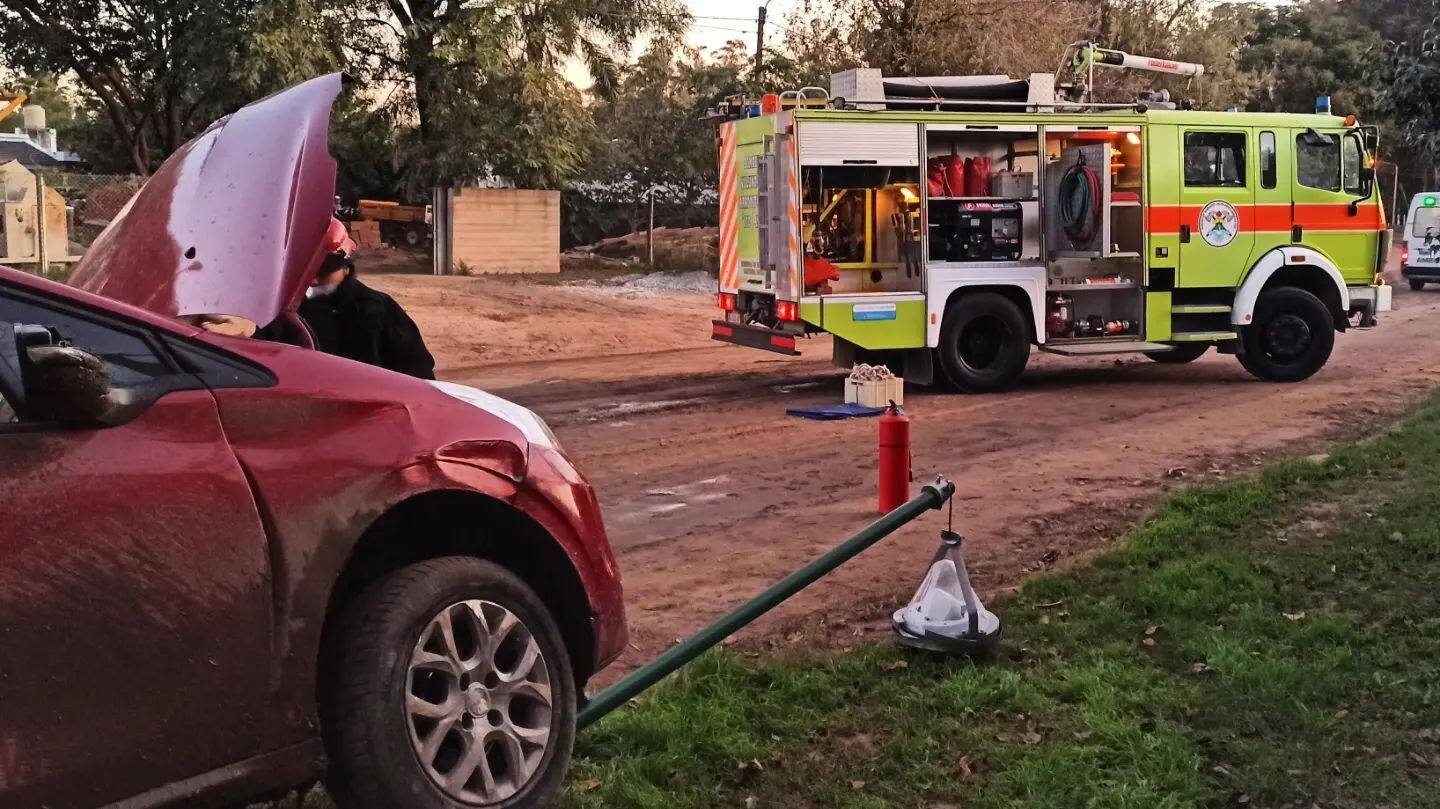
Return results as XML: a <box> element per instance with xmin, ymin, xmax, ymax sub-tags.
<box><xmin>374</xmin><ymin>270</ymin><xmax>1440</xmax><ymax>678</ymax></box>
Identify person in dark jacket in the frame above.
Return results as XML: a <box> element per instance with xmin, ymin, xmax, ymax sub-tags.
<box><xmin>298</xmin><ymin>222</ymin><xmax>436</xmax><ymax>379</ymax></box>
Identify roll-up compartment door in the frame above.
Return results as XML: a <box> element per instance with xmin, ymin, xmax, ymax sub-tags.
<box><xmin>798</xmin><ymin>121</ymin><xmax>919</xmax><ymax>166</ymax></box>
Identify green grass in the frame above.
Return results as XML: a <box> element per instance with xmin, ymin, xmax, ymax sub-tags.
<box><xmin>565</xmin><ymin>395</ymin><xmax>1440</xmax><ymax>809</ymax></box>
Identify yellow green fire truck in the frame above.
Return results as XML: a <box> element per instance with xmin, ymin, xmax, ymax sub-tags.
<box><xmin>709</xmin><ymin>47</ymin><xmax>1392</xmax><ymax>392</ymax></box>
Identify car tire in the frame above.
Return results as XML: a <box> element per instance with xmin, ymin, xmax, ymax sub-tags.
<box><xmin>1144</xmin><ymin>343</ymin><xmax>1210</xmax><ymax>364</ymax></box>
<box><xmin>1410</xmin><ymin>279</ymin><xmax>1426</xmax><ymax>291</ymax></box>
<box><xmin>404</xmin><ymin>224</ymin><xmax>425</xmax><ymax>249</ymax></box>
<box><xmin>1238</xmin><ymin>286</ymin><xmax>1335</xmax><ymax>383</ymax></box>
<box><xmin>935</xmin><ymin>292</ymin><xmax>1030</xmax><ymax>393</ymax></box>
<box><xmin>323</xmin><ymin>556</ymin><xmax>575</xmax><ymax>809</ymax></box>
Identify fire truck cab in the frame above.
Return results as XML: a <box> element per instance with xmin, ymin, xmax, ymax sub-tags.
<box><xmin>710</xmin><ymin>66</ymin><xmax>1392</xmax><ymax>392</ymax></box>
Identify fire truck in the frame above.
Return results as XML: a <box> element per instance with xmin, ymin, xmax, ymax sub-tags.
<box><xmin>709</xmin><ymin>45</ymin><xmax>1393</xmax><ymax>392</ymax></box>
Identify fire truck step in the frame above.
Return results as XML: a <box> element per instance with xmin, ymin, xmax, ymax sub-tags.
<box><xmin>1171</xmin><ymin>304</ymin><xmax>1232</xmax><ymax>314</ymax></box>
<box><xmin>1168</xmin><ymin>331</ymin><xmax>1238</xmax><ymax>342</ymax></box>
<box><xmin>1040</xmin><ymin>340</ymin><xmax>1176</xmax><ymax>356</ymax></box>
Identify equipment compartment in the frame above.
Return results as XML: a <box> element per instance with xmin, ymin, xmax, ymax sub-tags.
<box><xmin>923</xmin><ymin>126</ymin><xmax>1042</xmax><ymax>264</ymax></box>
<box><xmin>800</xmin><ymin>165</ymin><xmax>925</xmax><ymax>295</ymax></box>
<box><xmin>1044</xmin><ymin>127</ymin><xmax>1145</xmax><ymax>259</ymax></box>
<box><xmin>1040</xmin><ymin>127</ymin><xmax>1146</xmax><ymax>341</ymax></box>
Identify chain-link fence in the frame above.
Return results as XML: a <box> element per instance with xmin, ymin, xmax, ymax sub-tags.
<box><xmin>0</xmin><ymin>166</ymin><xmax>142</xmax><ymax>279</ymax></box>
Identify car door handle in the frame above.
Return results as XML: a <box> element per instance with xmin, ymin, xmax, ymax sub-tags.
<box><xmin>1180</xmin><ymin>225</ymin><xmax>1191</xmax><ymax>244</ymax></box>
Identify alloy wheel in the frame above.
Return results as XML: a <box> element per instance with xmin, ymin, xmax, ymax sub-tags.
<box><xmin>405</xmin><ymin>600</ymin><xmax>553</xmax><ymax>804</ymax></box>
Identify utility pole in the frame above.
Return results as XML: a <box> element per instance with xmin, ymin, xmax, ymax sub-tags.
<box><xmin>755</xmin><ymin>4</ymin><xmax>767</xmax><ymax>81</ymax></box>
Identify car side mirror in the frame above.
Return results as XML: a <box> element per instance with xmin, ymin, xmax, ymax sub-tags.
<box><xmin>21</xmin><ymin>342</ymin><xmax>116</xmax><ymax>427</ymax></box>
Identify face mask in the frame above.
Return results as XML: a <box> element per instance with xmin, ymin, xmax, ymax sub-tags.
<box><xmin>307</xmin><ymin>283</ymin><xmax>339</xmax><ymax>299</ymax></box>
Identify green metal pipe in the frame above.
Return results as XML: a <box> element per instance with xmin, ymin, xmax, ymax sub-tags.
<box><xmin>577</xmin><ymin>478</ymin><xmax>956</xmax><ymax>730</ymax></box>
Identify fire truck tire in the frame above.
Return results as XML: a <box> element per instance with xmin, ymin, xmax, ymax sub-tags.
<box><xmin>1409</xmin><ymin>279</ymin><xmax>1426</xmax><ymax>291</ymax></box>
<box><xmin>1145</xmin><ymin>343</ymin><xmax>1210</xmax><ymax>364</ymax></box>
<box><xmin>1238</xmin><ymin>286</ymin><xmax>1334</xmax><ymax>383</ymax></box>
<box><xmin>936</xmin><ymin>292</ymin><xmax>1030</xmax><ymax>393</ymax></box>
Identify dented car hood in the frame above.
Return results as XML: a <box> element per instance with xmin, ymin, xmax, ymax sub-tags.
<box><xmin>70</xmin><ymin>74</ymin><xmax>344</xmax><ymax>326</ymax></box>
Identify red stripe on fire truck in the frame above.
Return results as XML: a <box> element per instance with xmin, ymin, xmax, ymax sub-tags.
<box><xmin>1146</xmin><ymin>203</ymin><xmax>1386</xmax><ymax>234</ymax></box>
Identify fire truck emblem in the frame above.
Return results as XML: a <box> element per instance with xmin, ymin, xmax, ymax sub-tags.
<box><xmin>1199</xmin><ymin>201</ymin><xmax>1240</xmax><ymax>247</ymax></box>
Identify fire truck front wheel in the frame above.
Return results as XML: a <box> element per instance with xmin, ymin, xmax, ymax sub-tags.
<box><xmin>936</xmin><ymin>292</ymin><xmax>1030</xmax><ymax>393</ymax></box>
<box><xmin>1239</xmin><ymin>286</ymin><xmax>1335</xmax><ymax>383</ymax></box>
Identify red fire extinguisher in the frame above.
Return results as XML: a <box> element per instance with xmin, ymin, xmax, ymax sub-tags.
<box><xmin>878</xmin><ymin>401</ymin><xmax>911</xmax><ymax>513</ymax></box>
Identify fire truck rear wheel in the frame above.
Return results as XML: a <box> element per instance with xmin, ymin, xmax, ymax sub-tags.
<box><xmin>1145</xmin><ymin>343</ymin><xmax>1210</xmax><ymax>364</ymax></box>
<box><xmin>936</xmin><ymin>292</ymin><xmax>1030</xmax><ymax>393</ymax></box>
<box><xmin>1238</xmin><ymin>286</ymin><xmax>1334</xmax><ymax>383</ymax></box>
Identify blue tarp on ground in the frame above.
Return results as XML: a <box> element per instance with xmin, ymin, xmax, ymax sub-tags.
<box><xmin>785</xmin><ymin>402</ymin><xmax>903</xmax><ymax>420</ymax></box>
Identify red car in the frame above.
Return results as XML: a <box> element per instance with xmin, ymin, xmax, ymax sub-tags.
<box><xmin>0</xmin><ymin>74</ymin><xmax>626</xmax><ymax>809</ymax></box>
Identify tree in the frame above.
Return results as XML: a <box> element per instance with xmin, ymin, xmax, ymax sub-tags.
<box><xmin>1238</xmin><ymin>0</ymin><xmax>1384</xmax><ymax>116</ymax></box>
<box><xmin>1377</xmin><ymin>0</ymin><xmax>1440</xmax><ymax>163</ymax></box>
<box><xmin>782</xmin><ymin>0</ymin><xmax>1090</xmax><ymax>81</ymax></box>
<box><xmin>0</xmin><ymin>0</ymin><xmax>345</xmax><ymax>174</ymax></box>
<box><xmin>326</xmin><ymin>0</ymin><xmax>687</xmax><ymax>190</ymax></box>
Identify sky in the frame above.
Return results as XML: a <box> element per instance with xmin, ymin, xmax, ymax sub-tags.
<box><xmin>682</xmin><ymin>0</ymin><xmax>798</xmax><ymax>53</ymax></box>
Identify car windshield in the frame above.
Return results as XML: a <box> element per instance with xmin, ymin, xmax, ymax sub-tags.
<box><xmin>1413</xmin><ymin>206</ymin><xmax>1440</xmax><ymax>238</ymax></box>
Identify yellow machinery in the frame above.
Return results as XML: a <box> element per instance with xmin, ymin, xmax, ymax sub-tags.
<box><xmin>0</xmin><ymin>92</ymin><xmax>27</xmax><ymax>125</ymax></box>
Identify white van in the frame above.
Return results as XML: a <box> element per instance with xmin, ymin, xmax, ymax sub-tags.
<box><xmin>1402</xmin><ymin>193</ymin><xmax>1440</xmax><ymax>289</ymax></box>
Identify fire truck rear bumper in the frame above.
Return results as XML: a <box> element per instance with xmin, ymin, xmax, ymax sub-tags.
<box><xmin>711</xmin><ymin>320</ymin><xmax>801</xmax><ymax>355</ymax></box>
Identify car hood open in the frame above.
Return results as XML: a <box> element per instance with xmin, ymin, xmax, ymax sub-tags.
<box><xmin>70</xmin><ymin>74</ymin><xmax>344</xmax><ymax>327</ymax></box>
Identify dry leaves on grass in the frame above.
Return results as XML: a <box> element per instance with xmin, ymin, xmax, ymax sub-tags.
<box><xmin>955</xmin><ymin>755</ymin><xmax>974</xmax><ymax>778</ymax></box>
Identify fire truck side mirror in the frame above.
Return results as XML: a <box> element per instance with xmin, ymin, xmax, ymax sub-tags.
<box><xmin>1362</xmin><ymin>125</ymin><xmax>1380</xmax><ymax>153</ymax></box>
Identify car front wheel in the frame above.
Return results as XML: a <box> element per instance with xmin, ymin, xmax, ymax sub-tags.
<box><xmin>324</xmin><ymin>556</ymin><xmax>576</xmax><ymax>809</ymax></box>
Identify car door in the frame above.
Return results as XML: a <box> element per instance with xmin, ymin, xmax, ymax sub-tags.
<box><xmin>1177</xmin><ymin>128</ymin><xmax>1257</xmax><ymax>288</ymax></box>
<box><xmin>0</xmin><ymin>283</ymin><xmax>274</xmax><ymax>808</ymax></box>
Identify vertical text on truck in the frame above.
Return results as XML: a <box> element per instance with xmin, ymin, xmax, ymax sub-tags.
<box><xmin>710</xmin><ymin>62</ymin><xmax>1392</xmax><ymax>392</ymax></box>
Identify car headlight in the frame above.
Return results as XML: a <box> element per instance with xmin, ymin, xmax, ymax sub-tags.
<box><xmin>428</xmin><ymin>381</ymin><xmax>561</xmax><ymax>450</ymax></box>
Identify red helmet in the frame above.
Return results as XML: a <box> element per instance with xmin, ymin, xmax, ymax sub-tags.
<box><xmin>323</xmin><ymin>216</ymin><xmax>356</xmax><ymax>258</ymax></box>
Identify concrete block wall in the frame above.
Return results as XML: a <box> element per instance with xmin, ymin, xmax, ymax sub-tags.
<box><xmin>451</xmin><ymin>187</ymin><xmax>560</xmax><ymax>274</ymax></box>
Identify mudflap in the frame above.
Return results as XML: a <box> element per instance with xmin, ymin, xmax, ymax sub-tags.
<box><xmin>712</xmin><ymin>320</ymin><xmax>800</xmax><ymax>355</ymax></box>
